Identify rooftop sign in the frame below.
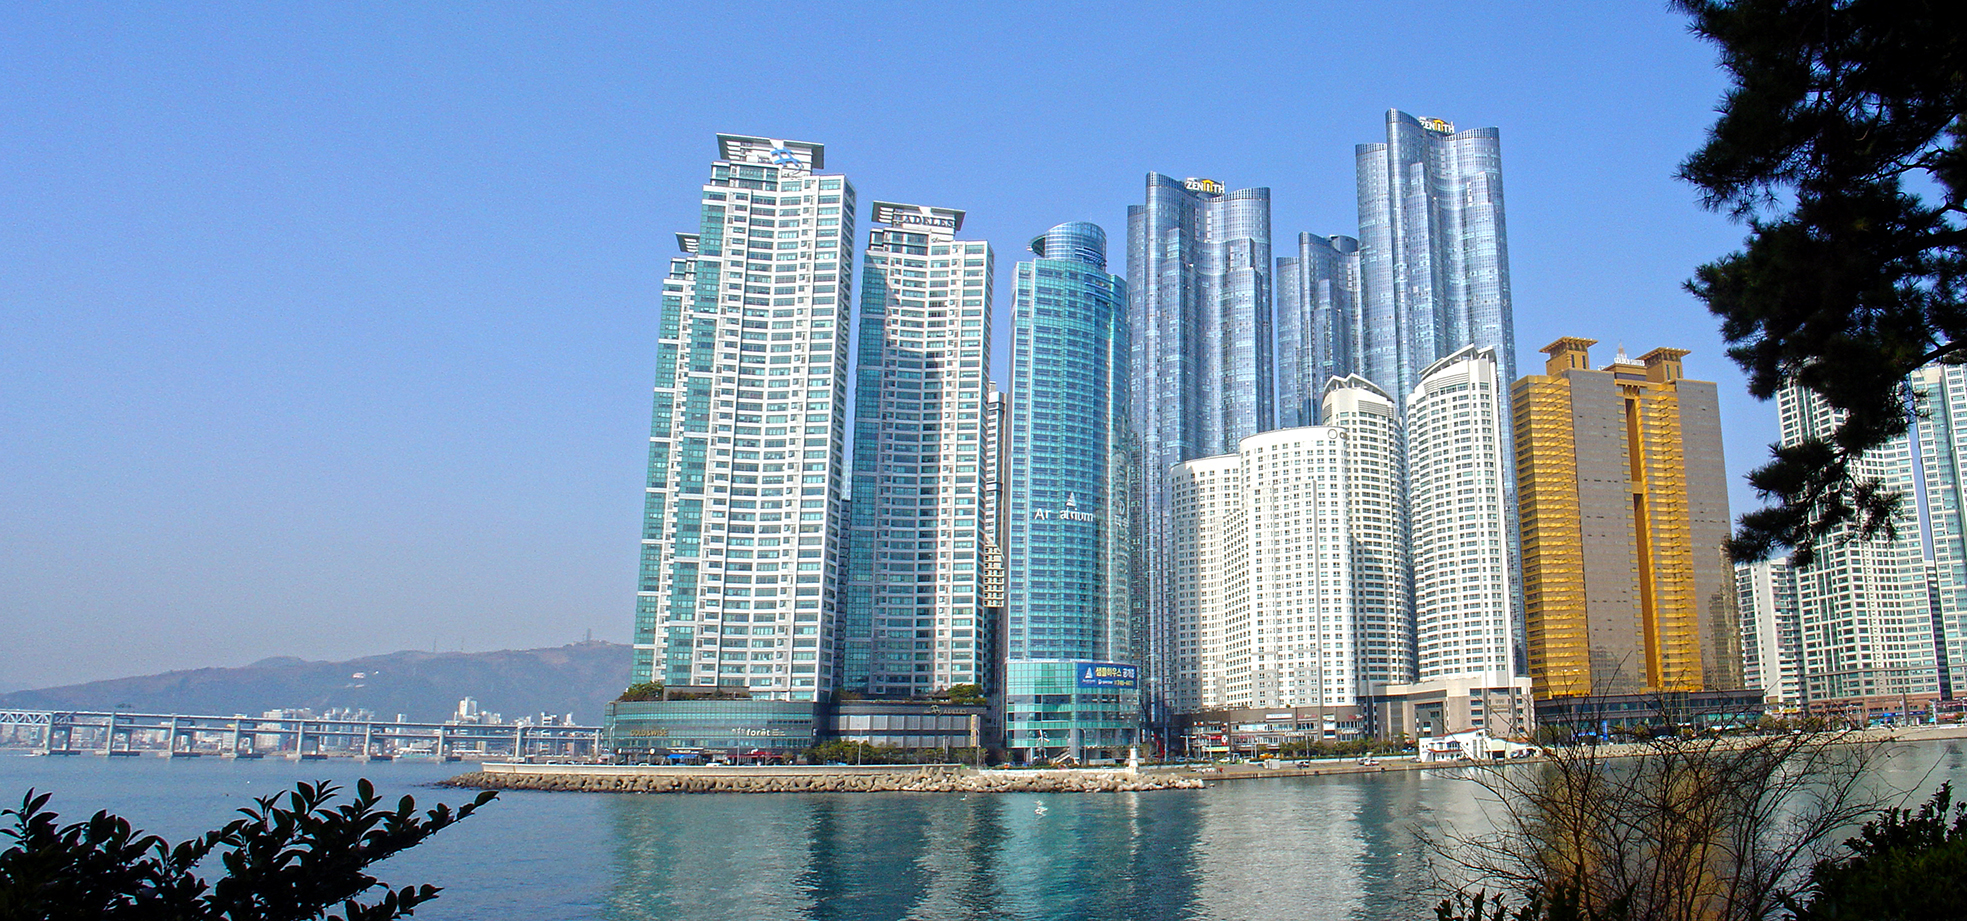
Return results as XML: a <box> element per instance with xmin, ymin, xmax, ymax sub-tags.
<box><xmin>871</xmin><ymin>201</ymin><xmax>965</xmax><ymax>232</ymax></box>
<box><xmin>1183</xmin><ymin>178</ymin><xmax>1225</xmax><ymax>195</ymax></box>
<box><xmin>716</xmin><ymin>134</ymin><xmax>824</xmax><ymax>170</ymax></box>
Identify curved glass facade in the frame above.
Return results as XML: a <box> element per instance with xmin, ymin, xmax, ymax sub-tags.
<box><xmin>1276</xmin><ymin>233</ymin><xmax>1362</xmax><ymax>428</ymax></box>
<box><xmin>1029</xmin><ymin>222</ymin><xmax>1107</xmax><ymax>268</ymax></box>
<box><xmin>1355</xmin><ymin>110</ymin><xmax>1515</xmax><ymax>401</ymax></box>
<box><xmin>1005</xmin><ymin>221</ymin><xmax>1137</xmax><ymax>761</ymax></box>
<box><xmin>1126</xmin><ymin>173</ymin><xmax>1272</xmax><ymax>728</ymax></box>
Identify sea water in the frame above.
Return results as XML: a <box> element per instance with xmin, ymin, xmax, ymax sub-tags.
<box><xmin>5</xmin><ymin>739</ymin><xmax>1964</xmax><ymax>921</ymax></box>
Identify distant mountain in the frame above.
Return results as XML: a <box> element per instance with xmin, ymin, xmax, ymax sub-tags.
<box><xmin>0</xmin><ymin>642</ymin><xmax>633</xmax><ymax>724</ymax></box>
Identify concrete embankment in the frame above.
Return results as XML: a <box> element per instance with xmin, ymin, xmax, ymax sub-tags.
<box><xmin>444</xmin><ymin>763</ymin><xmax>1203</xmax><ymax>794</ymax></box>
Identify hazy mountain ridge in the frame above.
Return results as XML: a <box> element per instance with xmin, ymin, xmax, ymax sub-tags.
<box><xmin>0</xmin><ymin>642</ymin><xmax>633</xmax><ymax>724</ymax></box>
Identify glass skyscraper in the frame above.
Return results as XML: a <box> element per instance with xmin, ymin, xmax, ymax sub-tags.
<box><xmin>629</xmin><ymin>135</ymin><xmax>855</xmax><ymax>701</ymax></box>
<box><xmin>1126</xmin><ymin>173</ymin><xmax>1272</xmax><ymax>724</ymax></box>
<box><xmin>1354</xmin><ymin>110</ymin><xmax>1515</xmax><ymax>401</ymax></box>
<box><xmin>842</xmin><ymin>202</ymin><xmax>994</xmax><ymax>699</ymax></box>
<box><xmin>1276</xmin><ymin>233</ymin><xmax>1361</xmax><ymax>427</ymax></box>
<box><xmin>1004</xmin><ymin>221</ymin><xmax>1138</xmax><ymax>763</ymax></box>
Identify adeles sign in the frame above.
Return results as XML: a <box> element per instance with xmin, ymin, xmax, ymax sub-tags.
<box><xmin>890</xmin><ymin>212</ymin><xmax>957</xmax><ymax>229</ymax></box>
<box><xmin>872</xmin><ymin>203</ymin><xmax>958</xmax><ymax>230</ymax></box>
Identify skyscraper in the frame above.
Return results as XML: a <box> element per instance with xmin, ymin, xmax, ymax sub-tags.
<box><xmin>1908</xmin><ymin>363</ymin><xmax>1967</xmax><ymax>698</ymax></box>
<box><xmin>1004</xmin><ymin>221</ymin><xmax>1137</xmax><ymax>763</ymax></box>
<box><xmin>842</xmin><ymin>202</ymin><xmax>994</xmax><ymax>698</ymax></box>
<box><xmin>627</xmin><ymin>135</ymin><xmax>855</xmax><ymax>709</ymax></box>
<box><xmin>981</xmin><ymin>385</ymin><xmax>1009</xmax><ymax>620</ymax></box>
<box><xmin>1779</xmin><ymin>385</ymin><xmax>1942</xmax><ymax>709</ymax></box>
<box><xmin>1276</xmin><ymin>234</ymin><xmax>1361</xmax><ymax>427</ymax></box>
<box><xmin>1355</xmin><ymin>110</ymin><xmax>1515</xmax><ymax>400</ymax></box>
<box><xmin>1170</xmin><ymin>453</ymin><xmax>1241</xmax><ymax>712</ymax></box>
<box><xmin>1322</xmin><ymin>375</ymin><xmax>1412</xmax><ymax>688</ymax></box>
<box><xmin>1407</xmin><ymin>346</ymin><xmax>1517</xmax><ymax>681</ymax></box>
<box><xmin>1127</xmin><ymin>173</ymin><xmax>1273</xmax><ymax>722</ymax></box>
<box><xmin>1736</xmin><ymin>558</ymin><xmax>1803</xmax><ymax>705</ymax></box>
<box><xmin>1171</xmin><ymin>427</ymin><xmax>1356</xmax><ymax>711</ymax></box>
<box><xmin>1513</xmin><ymin>338</ymin><xmax>1739</xmax><ymax>701</ymax></box>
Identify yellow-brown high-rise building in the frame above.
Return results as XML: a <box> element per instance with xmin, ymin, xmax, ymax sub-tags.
<box><xmin>1514</xmin><ymin>338</ymin><xmax>1741</xmax><ymax>700</ymax></box>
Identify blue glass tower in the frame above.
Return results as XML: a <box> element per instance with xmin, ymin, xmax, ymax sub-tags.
<box><xmin>1355</xmin><ymin>110</ymin><xmax>1515</xmax><ymax>400</ymax></box>
<box><xmin>1275</xmin><ymin>233</ymin><xmax>1361</xmax><ymax>428</ymax></box>
<box><xmin>1004</xmin><ymin>222</ymin><xmax>1139</xmax><ymax>763</ymax></box>
<box><xmin>1127</xmin><ymin>173</ymin><xmax>1272</xmax><ymax>728</ymax></box>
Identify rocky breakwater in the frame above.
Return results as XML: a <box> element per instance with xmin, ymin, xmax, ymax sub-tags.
<box><xmin>444</xmin><ymin>764</ymin><xmax>1202</xmax><ymax>794</ymax></box>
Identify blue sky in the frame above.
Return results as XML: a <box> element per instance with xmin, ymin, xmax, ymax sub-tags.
<box><xmin>0</xmin><ymin>3</ymin><xmax>1757</xmax><ymax>690</ymax></box>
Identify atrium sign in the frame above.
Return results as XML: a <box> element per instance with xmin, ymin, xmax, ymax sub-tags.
<box><xmin>1030</xmin><ymin>492</ymin><xmax>1097</xmax><ymax>523</ymax></box>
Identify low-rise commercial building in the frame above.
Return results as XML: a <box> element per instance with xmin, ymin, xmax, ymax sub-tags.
<box><xmin>1366</xmin><ymin>675</ymin><xmax>1535</xmax><ymax>741</ymax></box>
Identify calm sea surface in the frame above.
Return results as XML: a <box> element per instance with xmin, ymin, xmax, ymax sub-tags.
<box><xmin>6</xmin><ymin>740</ymin><xmax>1966</xmax><ymax>921</ymax></box>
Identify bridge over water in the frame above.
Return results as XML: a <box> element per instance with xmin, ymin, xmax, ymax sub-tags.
<box><xmin>0</xmin><ymin>709</ymin><xmax>602</xmax><ymax>760</ymax></box>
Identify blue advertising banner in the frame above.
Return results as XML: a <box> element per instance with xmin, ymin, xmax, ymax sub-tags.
<box><xmin>1076</xmin><ymin>662</ymin><xmax>1139</xmax><ymax>690</ymax></box>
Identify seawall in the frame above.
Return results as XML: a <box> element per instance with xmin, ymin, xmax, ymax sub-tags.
<box><xmin>443</xmin><ymin>762</ymin><xmax>1202</xmax><ymax>794</ymax></box>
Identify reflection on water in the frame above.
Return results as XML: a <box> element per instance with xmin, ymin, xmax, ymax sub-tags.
<box><xmin>599</xmin><ymin>742</ymin><xmax>1967</xmax><ymax>921</ymax></box>
<box><xmin>599</xmin><ymin>769</ymin><xmax>1522</xmax><ymax>921</ymax></box>
<box><xmin>7</xmin><ymin>738</ymin><xmax>1966</xmax><ymax>921</ymax></box>
<box><xmin>603</xmin><ymin>789</ymin><xmax>1212</xmax><ymax>921</ymax></box>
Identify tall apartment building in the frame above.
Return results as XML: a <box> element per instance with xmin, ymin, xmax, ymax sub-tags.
<box><xmin>1322</xmin><ymin>375</ymin><xmax>1413</xmax><ymax>687</ymax></box>
<box><xmin>1355</xmin><ymin>110</ymin><xmax>1515</xmax><ymax>400</ymax></box>
<box><xmin>1004</xmin><ymin>222</ymin><xmax>1138</xmax><ymax>763</ymax></box>
<box><xmin>1778</xmin><ymin>385</ymin><xmax>1942</xmax><ymax>708</ymax></box>
<box><xmin>1908</xmin><ymin>363</ymin><xmax>1967</xmax><ymax>698</ymax></box>
<box><xmin>1171</xmin><ymin>428</ymin><xmax>1356</xmax><ymax>711</ymax></box>
<box><xmin>628</xmin><ymin>135</ymin><xmax>855</xmax><ymax>703</ymax></box>
<box><xmin>1276</xmin><ymin>234</ymin><xmax>1362</xmax><ymax>427</ymax></box>
<box><xmin>841</xmin><ymin>202</ymin><xmax>994</xmax><ymax>698</ymax></box>
<box><xmin>1407</xmin><ymin>345</ymin><xmax>1517</xmax><ymax>681</ymax></box>
<box><xmin>1736</xmin><ymin>558</ymin><xmax>1803</xmax><ymax>705</ymax></box>
<box><xmin>1170</xmin><ymin>454</ymin><xmax>1241</xmax><ymax>712</ymax></box>
<box><xmin>980</xmin><ymin>386</ymin><xmax>1009</xmax><ymax>616</ymax></box>
<box><xmin>1126</xmin><ymin>173</ymin><xmax>1273</xmax><ymax>725</ymax></box>
<box><xmin>1513</xmin><ymin>338</ymin><xmax>1740</xmax><ymax>700</ymax></box>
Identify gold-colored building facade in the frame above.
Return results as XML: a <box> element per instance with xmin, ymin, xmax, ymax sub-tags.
<box><xmin>1514</xmin><ymin>338</ymin><xmax>1741</xmax><ymax>700</ymax></box>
